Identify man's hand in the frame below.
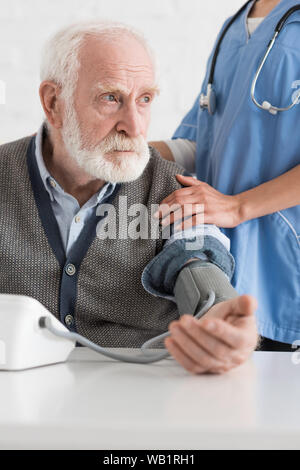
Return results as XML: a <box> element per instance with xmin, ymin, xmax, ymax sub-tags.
<box><xmin>165</xmin><ymin>295</ymin><xmax>258</xmax><ymax>374</ymax></box>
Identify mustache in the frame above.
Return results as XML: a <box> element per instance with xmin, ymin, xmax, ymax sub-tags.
<box><xmin>91</xmin><ymin>132</ymin><xmax>146</xmax><ymax>154</ymax></box>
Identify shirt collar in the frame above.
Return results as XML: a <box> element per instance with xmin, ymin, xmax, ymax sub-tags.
<box><xmin>34</xmin><ymin>123</ymin><xmax>116</xmax><ymax>206</ymax></box>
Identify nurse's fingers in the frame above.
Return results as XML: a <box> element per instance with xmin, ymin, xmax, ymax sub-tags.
<box><xmin>173</xmin><ymin>214</ymin><xmax>204</xmax><ymax>231</ymax></box>
<box><xmin>155</xmin><ymin>193</ymin><xmax>206</xmax><ymax>221</ymax></box>
<box><xmin>176</xmin><ymin>174</ymin><xmax>202</xmax><ymax>186</ymax></box>
<box><xmin>162</xmin><ymin>185</ymin><xmax>204</xmax><ymax>207</ymax></box>
<box><xmin>161</xmin><ymin>204</ymin><xmax>204</xmax><ymax>228</ymax></box>
<box><xmin>155</xmin><ymin>187</ymin><xmax>193</xmax><ymax>215</ymax></box>
<box><xmin>173</xmin><ymin>213</ymin><xmax>218</xmax><ymax>231</ymax></box>
<box><xmin>154</xmin><ymin>199</ymin><xmax>197</xmax><ymax>219</ymax></box>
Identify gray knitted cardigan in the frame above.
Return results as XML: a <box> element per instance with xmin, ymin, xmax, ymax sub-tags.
<box><xmin>0</xmin><ymin>135</ymin><xmax>191</xmax><ymax>347</ymax></box>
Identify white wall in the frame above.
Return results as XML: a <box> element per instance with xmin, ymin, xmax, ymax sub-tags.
<box><xmin>0</xmin><ymin>0</ymin><xmax>242</xmax><ymax>144</ymax></box>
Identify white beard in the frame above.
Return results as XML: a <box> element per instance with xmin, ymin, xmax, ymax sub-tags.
<box><xmin>60</xmin><ymin>103</ymin><xmax>151</xmax><ymax>184</ymax></box>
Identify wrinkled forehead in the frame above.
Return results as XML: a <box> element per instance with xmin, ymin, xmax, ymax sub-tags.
<box><xmin>77</xmin><ymin>35</ymin><xmax>156</xmax><ymax>93</ymax></box>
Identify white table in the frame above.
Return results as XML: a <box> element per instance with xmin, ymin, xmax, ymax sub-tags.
<box><xmin>0</xmin><ymin>348</ymin><xmax>300</xmax><ymax>450</ymax></box>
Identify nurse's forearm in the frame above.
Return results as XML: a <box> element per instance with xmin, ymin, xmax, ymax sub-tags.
<box><xmin>238</xmin><ymin>164</ymin><xmax>300</xmax><ymax>223</ymax></box>
<box><xmin>149</xmin><ymin>141</ymin><xmax>175</xmax><ymax>162</ymax></box>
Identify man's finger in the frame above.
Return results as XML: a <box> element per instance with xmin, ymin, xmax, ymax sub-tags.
<box><xmin>178</xmin><ymin>315</ymin><xmax>245</xmax><ymax>364</ymax></box>
<box><xmin>204</xmin><ymin>295</ymin><xmax>258</xmax><ymax>321</ymax></box>
<box><xmin>164</xmin><ymin>337</ymin><xmax>206</xmax><ymax>374</ymax></box>
<box><xmin>201</xmin><ymin>317</ymin><xmax>255</xmax><ymax>350</ymax></box>
<box><xmin>168</xmin><ymin>322</ymin><xmax>228</xmax><ymax>371</ymax></box>
<box><xmin>230</xmin><ymin>295</ymin><xmax>258</xmax><ymax>317</ymax></box>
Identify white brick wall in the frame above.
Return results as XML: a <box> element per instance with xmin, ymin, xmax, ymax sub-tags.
<box><xmin>0</xmin><ymin>0</ymin><xmax>242</xmax><ymax>143</ymax></box>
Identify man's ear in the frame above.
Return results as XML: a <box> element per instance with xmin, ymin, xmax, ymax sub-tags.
<box><xmin>39</xmin><ymin>81</ymin><xmax>63</xmax><ymax>129</ymax></box>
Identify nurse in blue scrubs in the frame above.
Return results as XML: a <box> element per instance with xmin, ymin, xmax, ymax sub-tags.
<box><xmin>152</xmin><ymin>0</ymin><xmax>300</xmax><ymax>351</ymax></box>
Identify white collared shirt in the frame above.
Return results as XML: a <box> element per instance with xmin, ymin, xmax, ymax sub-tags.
<box><xmin>35</xmin><ymin>125</ymin><xmax>116</xmax><ymax>255</ymax></box>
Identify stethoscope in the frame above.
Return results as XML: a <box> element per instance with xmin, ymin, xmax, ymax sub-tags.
<box><xmin>199</xmin><ymin>0</ymin><xmax>300</xmax><ymax>115</ymax></box>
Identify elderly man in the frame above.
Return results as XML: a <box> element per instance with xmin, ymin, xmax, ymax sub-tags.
<box><xmin>0</xmin><ymin>21</ymin><xmax>258</xmax><ymax>374</ymax></box>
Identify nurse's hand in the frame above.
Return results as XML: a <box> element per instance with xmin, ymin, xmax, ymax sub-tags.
<box><xmin>155</xmin><ymin>174</ymin><xmax>243</xmax><ymax>229</ymax></box>
<box><xmin>164</xmin><ymin>295</ymin><xmax>258</xmax><ymax>375</ymax></box>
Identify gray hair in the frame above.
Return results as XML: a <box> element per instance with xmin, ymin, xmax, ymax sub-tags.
<box><xmin>40</xmin><ymin>20</ymin><xmax>157</xmax><ymax>104</ymax></box>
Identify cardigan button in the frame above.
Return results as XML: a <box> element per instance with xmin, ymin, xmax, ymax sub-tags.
<box><xmin>65</xmin><ymin>263</ymin><xmax>76</xmax><ymax>276</ymax></box>
<box><xmin>65</xmin><ymin>315</ymin><xmax>74</xmax><ymax>327</ymax></box>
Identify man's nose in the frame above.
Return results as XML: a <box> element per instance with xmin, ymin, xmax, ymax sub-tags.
<box><xmin>116</xmin><ymin>103</ymin><xmax>142</xmax><ymax>138</ymax></box>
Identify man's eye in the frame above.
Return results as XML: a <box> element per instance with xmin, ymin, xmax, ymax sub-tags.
<box><xmin>142</xmin><ymin>96</ymin><xmax>151</xmax><ymax>103</ymax></box>
<box><xmin>103</xmin><ymin>94</ymin><xmax>117</xmax><ymax>102</ymax></box>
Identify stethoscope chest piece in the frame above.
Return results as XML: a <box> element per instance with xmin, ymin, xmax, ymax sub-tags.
<box><xmin>199</xmin><ymin>84</ymin><xmax>217</xmax><ymax>115</ymax></box>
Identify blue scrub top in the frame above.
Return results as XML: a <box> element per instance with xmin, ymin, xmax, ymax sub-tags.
<box><xmin>174</xmin><ymin>0</ymin><xmax>300</xmax><ymax>344</ymax></box>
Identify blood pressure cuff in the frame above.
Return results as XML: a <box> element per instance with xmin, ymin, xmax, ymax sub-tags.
<box><xmin>174</xmin><ymin>259</ymin><xmax>238</xmax><ymax>317</ymax></box>
<box><xmin>142</xmin><ymin>234</ymin><xmax>235</xmax><ymax>299</ymax></box>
